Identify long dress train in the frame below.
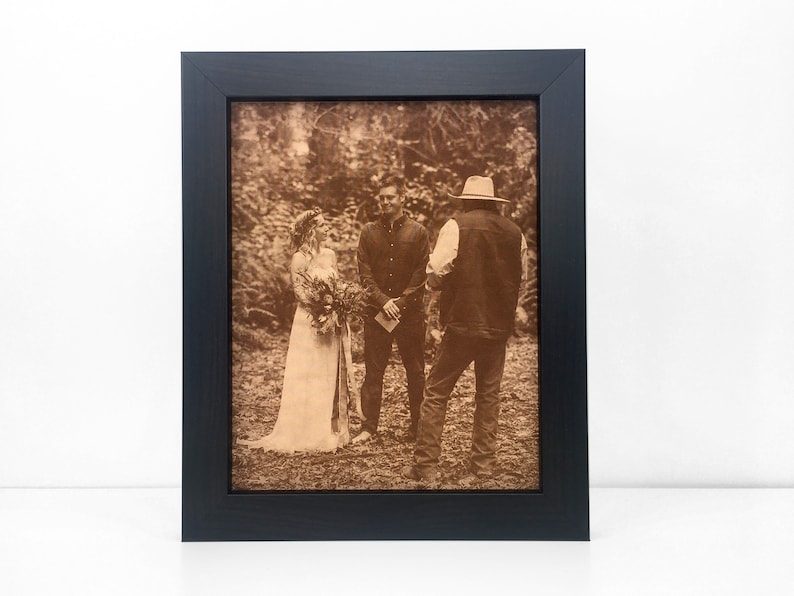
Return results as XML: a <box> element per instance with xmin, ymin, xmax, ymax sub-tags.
<box><xmin>240</xmin><ymin>263</ymin><xmax>348</xmax><ymax>452</ymax></box>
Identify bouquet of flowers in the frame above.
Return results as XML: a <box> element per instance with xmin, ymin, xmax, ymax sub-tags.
<box><xmin>297</xmin><ymin>273</ymin><xmax>367</xmax><ymax>335</ymax></box>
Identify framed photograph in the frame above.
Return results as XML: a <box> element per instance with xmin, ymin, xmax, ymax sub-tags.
<box><xmin>182</xmin><ymin>50</ymin><xmax>587</xmax><ymax>540</ymax></box>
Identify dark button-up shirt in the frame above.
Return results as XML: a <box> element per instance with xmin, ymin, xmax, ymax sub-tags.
<box><xmin>357</xmin><ymin>214</ymin><xmax>430</xmax><ymax>321</ymax></box>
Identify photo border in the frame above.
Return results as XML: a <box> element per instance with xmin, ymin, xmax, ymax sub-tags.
<box><xmin>182</xmin><ymin>50</ymin><xmax>588</xmax><ymax>540</ymax></box>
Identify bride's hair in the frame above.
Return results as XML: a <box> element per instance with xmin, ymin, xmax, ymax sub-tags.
<box><xmin>289</xmin><ymin>207</ymin><xmax>323</xmax><ymax>252</ymax></box>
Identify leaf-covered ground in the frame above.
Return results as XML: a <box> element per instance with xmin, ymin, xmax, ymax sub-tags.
<box><xmin>231</xmin><ymin>333</ymin><xmax>539</xmax><ymax>491</ymax></box>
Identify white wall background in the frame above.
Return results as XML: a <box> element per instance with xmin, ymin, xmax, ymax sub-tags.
<box><xmin>1</xmin><ymin>0</ymin><xmax>792</xmax><ymax>489</ymax></box>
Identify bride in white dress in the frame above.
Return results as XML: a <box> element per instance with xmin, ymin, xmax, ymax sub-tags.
<box><xmin>240</xmin><ymin>209</ymin><xmax>350</xmax><ymax>452</ymax></box>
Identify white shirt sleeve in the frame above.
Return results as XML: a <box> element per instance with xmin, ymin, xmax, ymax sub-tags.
<box><xmin>520</xmin><ymin>234</ymin><xmax>529</xmax><ymax>284</ymax></box>
<box><xmin>426</xmin><ymin>219</ymin><xmax>459</xmax><ymax>290</ymax></box>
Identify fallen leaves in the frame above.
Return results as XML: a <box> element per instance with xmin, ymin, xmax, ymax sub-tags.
<box><xmin>231</xmin><ymin>335</ymin><xmax>539</xmax><ymax>491</ymax></box>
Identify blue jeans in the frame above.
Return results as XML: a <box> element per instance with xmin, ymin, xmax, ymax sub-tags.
<box><xmin>414</xmin><ymin>332</ymin><xmax>507</xmax><ymax>475</ymax></box>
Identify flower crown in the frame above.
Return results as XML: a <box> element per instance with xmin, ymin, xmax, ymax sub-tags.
<box><xmin>289</xmin><ymin>207</ymin><xmax>322</xmax><ymax>250</ymax></box>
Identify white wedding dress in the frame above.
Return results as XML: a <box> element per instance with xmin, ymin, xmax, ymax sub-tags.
<box><xmin>241</xmin><ymin>256</ymin><xmax>346</xmax><ymax>452</ymax></box>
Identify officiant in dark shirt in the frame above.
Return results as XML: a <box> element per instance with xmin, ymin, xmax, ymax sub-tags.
<box><xmin>353</xmin><ymin>174</ymin><xmax>430</xmax><ymax>444</ymax></box>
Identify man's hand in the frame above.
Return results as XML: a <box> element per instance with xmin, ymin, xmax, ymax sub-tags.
<box><xmin>381</xmin><ymin>299</ymin><xmax>401</xmax><ymax>320</ymax></box>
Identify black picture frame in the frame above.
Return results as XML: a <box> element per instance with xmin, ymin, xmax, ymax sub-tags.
<box><xmin>182</xmin><ymin>50</ymin><xmax>588</xmax><ymax>541</ymax></box>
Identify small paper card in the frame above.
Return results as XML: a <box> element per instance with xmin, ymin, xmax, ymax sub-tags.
<box><xmin>374</xmin><ymin>310</ymin><xmax>400</xmax><ymax>333</ymax></box>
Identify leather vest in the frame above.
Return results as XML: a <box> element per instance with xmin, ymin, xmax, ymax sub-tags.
<box><xmin>439</xmin><ymin>209</ymin><xmax>523</xmax><ymax>340</ymax></box>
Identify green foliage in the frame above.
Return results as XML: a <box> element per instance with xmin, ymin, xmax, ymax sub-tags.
<box><xmin>230</xmin><ymin>100</ymin><xmax>539</xmax><ymax>348</ymax></box>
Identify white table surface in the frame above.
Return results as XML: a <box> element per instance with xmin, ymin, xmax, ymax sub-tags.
<box><xmin>1</xmin><ymin>488</ymin><xmax>792</xmax><ymax>595</ymax></box>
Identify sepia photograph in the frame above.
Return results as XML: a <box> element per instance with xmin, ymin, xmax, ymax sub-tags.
<box><xmin>229</xmin><ymin>99</ymin><xmax>541</xmax><ymax>491</ymax></box>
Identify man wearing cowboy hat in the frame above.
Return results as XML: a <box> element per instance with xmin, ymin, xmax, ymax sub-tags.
<box><xmin>403</xmin><ymin>175</ymin><xmax>528</xmax><ymax>484</ymax></box>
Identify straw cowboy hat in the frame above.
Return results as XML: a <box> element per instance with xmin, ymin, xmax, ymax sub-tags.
<box><xmin>448</xmin><ymin>175</ymin><xmax>510</xmax><ymax>203</ymax></box>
